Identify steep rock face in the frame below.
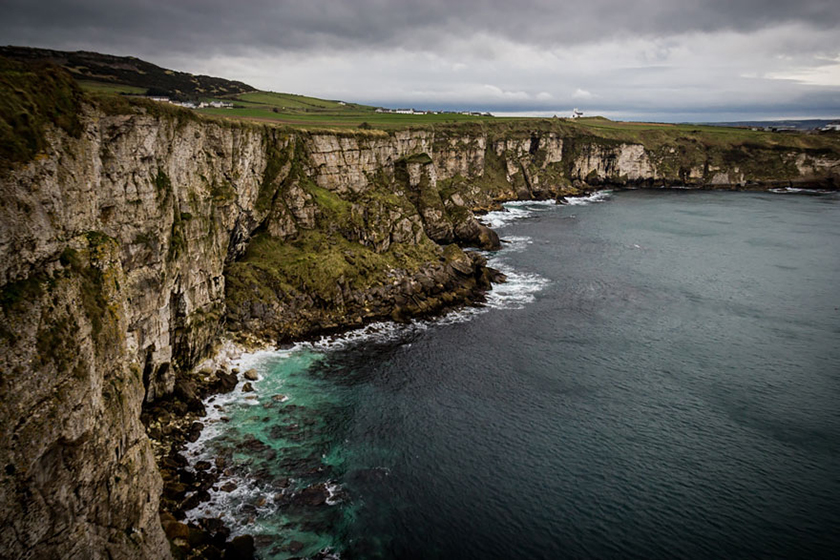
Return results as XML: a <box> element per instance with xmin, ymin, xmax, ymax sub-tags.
<box><xmin>1</xmin><ymin>109</ymin><xmax>270</xmax><ymax>559</ymax></box>
<box><xmin>0</xmin><ymin>235</ymin><xmax>168</xmax><ymax>559</ymax></box>
<box><xmin>571</xmin><ymin>141</ymin><xmax>655</xmax><ymax>184</ymax></box>
<box><xmin>2</xmin><ymin>100</ymin><xmax>840</xmax><ymax>560</ymax></box>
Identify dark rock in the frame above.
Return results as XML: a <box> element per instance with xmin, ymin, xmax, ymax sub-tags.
<box><xmin>187</xmin><ymin>523</ymin><xmax>211</xmax><ymax>548</ymax></box>
<box><xmin>243</xmin><ymin>369</ymin><xmax>259</xmax><ymax>381</ymax></box>
<box><xmin>164</xmin><ymin>520</ymin><xmax>190</xmax><ymax>540</ymax></box>
<box><xmin>224</xmin><ymin>534</ymin><xmax>256</xmax><ymax>559</ymax></box>
<box><xmin>201</xmin><ymin>544</ymin><xmax>224</xmax><ymax>560</ymax></box>
<box><xmin>168</xmin><ymin>452</ymin><xmax>189</xmax><ymax>467</ymax></box>
<box><xmin>293</xmin><ymin>483</ymin><xmax>329</xmax><ymax>507</ymax></box>
<box><xmin>195</xmin><ymin>460</ymin><xmax>212</xmax><ymax>471</ymax></box>
<box><xmin>242</xmin><ymin>382</ymin><xmax>254</xmax><ymax>392</ymax></box>
<box><xmin>220</xmin><ymin>481</ymin><xmax>237</xmax><ymax>492</ymax></box>
<box><xmin>163</xmin><ymin>482</ymin><xmax>188</xmax><ymax>500</ymax></box>
<box><xmin>242</xmin><ymin>435</ymin><xmax>267</xmax><ymax>451</ymax></box>
<box><xmin>180</xmin><ymin>489</ymin><xmax>211</xmax><ymax>511</ymax></box>
<box><xmin>210</xmin><ymin>369</ymin><xmax>238</xmax><ymax>394</ymax></box>
<box><xmin>179</xmin><ymin>469</ymin><xmax>196</xmax><ymax>485</ymax></box>
<box><xmin>174</xmin><ymin>378</ymin><xmax>205</xmax><ymax>414</ymax></box>
<box><xmin>199</xmin><ymin>517</ymin><xmax>230</xmax><ymax>547</ymax></box>
<box><xmin>288</xmin><ymin>540</ymin><xmax>305</xmax><ymax>553</ymax></box>
<box><xmin>186</xmin><ymin>421</ymin><xmax>204</xmax><ymax>443</ymax></box>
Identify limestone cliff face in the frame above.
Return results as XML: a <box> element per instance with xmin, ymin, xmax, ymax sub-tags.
<box><xmin>1</xmin><ymin>109</ymin><xmax>271</xmax><ymax>558</ymax></box>
<box><xmin>1</xmin><ymin>102</ymin><xmax>839</xmax><ymax>559</ymax></box>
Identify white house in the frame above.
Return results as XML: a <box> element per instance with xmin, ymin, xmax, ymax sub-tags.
<box><xmin>571</xmin><ymin>108</ymin><xmax>584</xmax><ymax>119</ymax></box>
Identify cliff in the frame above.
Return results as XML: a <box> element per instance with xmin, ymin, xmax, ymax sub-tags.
<box><xmin>1</xmin><ymin>63</ymin><xmax>839</xmax><ymax>559</ymax></box>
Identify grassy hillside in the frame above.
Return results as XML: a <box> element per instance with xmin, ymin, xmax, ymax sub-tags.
<box><xmin>0</xmin><ymin>46</ymin><xmax>255</xmax><ymax>98</ymax></box>
<box><xmin>2</xmin><ymin>49</ymin><xmax>838</xmax><ymax>173</ymax></box>
<box><xmin>197</xmin><ymin>89</ymin><xmax>498</xmax><ymax>128</ymax></box>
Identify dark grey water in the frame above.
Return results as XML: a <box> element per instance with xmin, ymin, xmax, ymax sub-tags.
<box><xmin>189</xmin><ymin>190</ymin><xmax>840</xmax><ymax>559</ymax></box>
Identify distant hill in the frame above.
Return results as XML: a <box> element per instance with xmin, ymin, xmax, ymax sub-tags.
<box><xmin>0</xmin><ymin>45</ymin><xmax>256</xmax><ymax>99</ymax></box>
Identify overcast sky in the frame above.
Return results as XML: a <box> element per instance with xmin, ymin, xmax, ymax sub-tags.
<box><xmin>3</xmin><ymin>0</ymin><xmax>839</xmax><ymax>121</ymax></box>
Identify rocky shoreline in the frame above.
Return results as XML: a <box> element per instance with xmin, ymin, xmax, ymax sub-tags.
<box><xmin>141</xmin><ymin>248</ymin><xmax>504</xmax><ymax>559</ymax></box>
<box><xmin>139</xmin><ymin>183</ymin><xmax>840</xmax><ymax>558</ymax></box>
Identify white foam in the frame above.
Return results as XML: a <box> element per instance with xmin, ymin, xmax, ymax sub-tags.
<box><xmin>499</xmin><ymin>235</ymin><xmax>534</xmax><ymax>254</ymax></box>
<box><xmin>769</xmin><ymin>187</ymin><xmax>833</xmax><ymax>195</ymax></box>
<box><xmin>325</xmin><ymin>481</ymin><xmax>344</xmax><ymax>506</ymax></box>
<box><xmin>478</xmin><ymin>199</ymin><xmax>559</xmax><ymax>229</ymax></box>
<box><xmin>484</xmin><ymin>262</ymin><xmax>550</xmax><ymax>310</ymax></box>
<box><xmin>563</xmin><ymin>190</ymin><xmax>612</xmax><ymax>205</ymax></box>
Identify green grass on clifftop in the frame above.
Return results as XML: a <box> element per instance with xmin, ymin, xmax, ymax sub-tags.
<box><xmin>0</xmin><ymin>56</ymin><xmax>83</xmax><ymax>170</ymax></box>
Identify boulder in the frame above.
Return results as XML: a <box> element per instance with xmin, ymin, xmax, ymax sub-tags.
<box><xmin>224</xmin><ymin>535</ymin><xmax>256</xmax><ymax>560</ymax></box>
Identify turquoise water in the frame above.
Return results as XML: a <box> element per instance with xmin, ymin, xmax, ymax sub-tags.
<box><xmin>188</xmin><ymin>190</ymin><xmax>840</xmax><ymax>559</ymax></box>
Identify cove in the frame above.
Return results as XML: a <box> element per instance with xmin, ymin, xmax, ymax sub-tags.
<box><xmin>186</xmin><ymin>190</ymin><xmax>840</xmax><ymax>559</ymax></box>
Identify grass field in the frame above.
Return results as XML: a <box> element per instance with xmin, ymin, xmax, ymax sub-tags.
<box><xmin>77</xmin><ymin>80</ymin><xmax>147</xmax><ymax>95</ymax></box>
<box><xmin>185</xmin><ymin>87</ymin><xmax>500</xmax><ymax>128</ymax></box>
<box><xmin>71</xmin><ymin>75</ymin><xmax>838</xmax><ymax>152</ymax></box>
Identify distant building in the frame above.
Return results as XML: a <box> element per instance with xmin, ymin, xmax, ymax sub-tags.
<box><xmin>820</xmin><ymin>123</ymin><xmax>840</xmax><ymax>131</ymax></box>
<box><xmin>571</xmin><ymin>108</ymin><xmax>584</xmax><ymax>119</ymax></box>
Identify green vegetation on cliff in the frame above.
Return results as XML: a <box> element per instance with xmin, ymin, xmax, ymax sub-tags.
<box><xmin>0</xmin><ymin>57</ymin><xmax>83</xmax><ymax>170</ymax></box>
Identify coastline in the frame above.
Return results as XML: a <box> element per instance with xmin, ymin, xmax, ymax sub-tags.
<box><xmin>143</xmin><ymin>263</ymin><xmax>504</xmax><ymax>558</ymax></box>
<box><xmin>143</xmin><ymin>184</ymin><xmax>840</xmax><ymax>557</ymax></box>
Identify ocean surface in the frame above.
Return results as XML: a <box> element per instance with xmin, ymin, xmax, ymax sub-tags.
<box><xmin>187</xmin><ymin>189</ymin><xmax>840</xmax><ymax>559</ymax></box>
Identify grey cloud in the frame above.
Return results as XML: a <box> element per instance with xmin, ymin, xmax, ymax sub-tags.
<box><xmin>2</xmin><ymin>1</ymin><xmax>838</xmax><ymax>120</ymax></box>
<box><xmin>2</xmin><ymin>0</ymin><xmax>839</xmax><ymax>56</ymax></box>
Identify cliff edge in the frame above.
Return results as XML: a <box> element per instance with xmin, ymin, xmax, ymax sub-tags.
<box><xmin>1</xmin><ymin>60</ymin><xmax>839</xmax><ymax>558</ymax></box>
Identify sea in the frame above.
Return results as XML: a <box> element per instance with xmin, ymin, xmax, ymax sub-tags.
<box><xmin>185</xmin><ymin>188</ymin><xmax>840</xmax><ymax>559</ymax></box>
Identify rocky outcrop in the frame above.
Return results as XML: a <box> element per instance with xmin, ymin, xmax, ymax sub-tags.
<box><xmin>2</xmin><ymin>87</ymin><xmax>840</xmax><ymax>559</ymax></box>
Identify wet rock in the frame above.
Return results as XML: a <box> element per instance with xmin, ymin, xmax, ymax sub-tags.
<box><xmin>293</xmin><ymin>483</ymin><xmax>329</xmax><ymax>507</ymax></box>
<box><xmin>168</xmin><ymin>452</ymin><xmax>189</xmax><ymax>467</ymax></box>
<box><xmin>224</xmin><ymin>534</ymin><xmax>256</xmax><ymax>559</ymax></box>
<box><xmin>164</xmin><ymin>520</ymin><xmax>190</xmax><ymax>540</ymax></box>
<box><xmin>164</xmin><ymin>482</ymin><xmax>188</xmax><ymax>501</ymax></box>
<box><xmin>174</xmin><ymin>378</ymin><xmax>205</xmax><ymax>414</ymax></box>
<box><xmin>242</xmin><ymin>382</ymin><xmax>254</xmax><ymax>393</ymax></box>
<box><xmin>187</xmin><ymin>523</ymin><xmax>211</xmax><ymax>548</ymax></box>
<box><xmin>220</xmin><ymin>481</ymin><xmax>238</xmax><ymax>492</ymax></box>
<box><xmin>288</xmin><ymin>540</ymin><xmax>305</xmax><ymax>553</ymax></box>
<box><xmin>179</xmin><ymin>469</ymin><xmax>196</xmax><ymax>485</ymax></box>
<box><xmin>210</xmin><ymin>369</ymin><xmax>238</xmax><ymax>394</ymax></box>
<box><xmin>199</xmin><ymin>517</ymin><xmax>230</xmax><ymax>547</ymax></box>
<box><xmin>186</xmin><ymin>421</ymin><xmax>204</xmax><ymax>443</ymax></box>
<box><xmin>242</xmin><ymin>435</ymin><xmax>268</xmax><ymax>452</ymax></box>
<box><xmin>243</xmin><ymin>369</ymin><xmax>259</xmax><ymax>381</ymax></box>
<box><xmin>180</xmin><ymin>489</ymin><xmax>211</xmax><ymax>511</ymax></box>
<box><xmin>195</xmin><ymin>460</ymin><xmax>212</xmax><ymax>471</ymax></box>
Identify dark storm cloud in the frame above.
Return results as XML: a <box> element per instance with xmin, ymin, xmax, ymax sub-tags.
<box><xmin>2</xmin><ymin>1</ymin><xmax>838</xmax><ymax>120</ymax></box>
<box><xmin>2</xmin><ymin>0</ymin><xmax>839</xmax><ymax>56</ymax></box>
